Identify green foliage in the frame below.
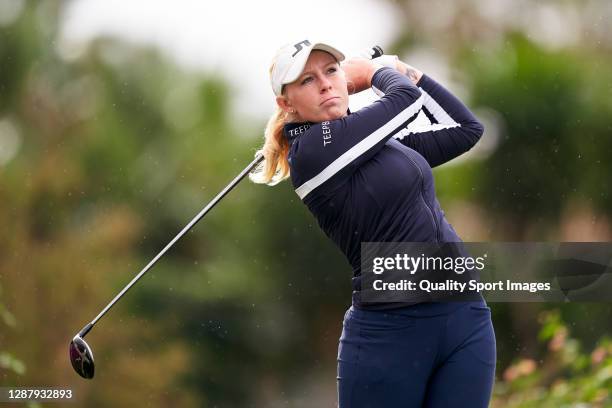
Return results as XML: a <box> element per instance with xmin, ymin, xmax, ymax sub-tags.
<box><xmin>0</xmin><ymin>283</ymin><xmax>26</xmax><ymax>380</ymax></box>
<box><xmin>462</xmin><ymin>33</ymin><xmax>612</xmax><ymax>231</ymax></box>
<box><xmin>0</xmin><ymin>352</ymin><xmax>26</xmax><ymax>376</ymax></box>
<box><xmin>493</xmin><ymin>310</ymin><xmax>611</xmax><ymax>407</ymax></box>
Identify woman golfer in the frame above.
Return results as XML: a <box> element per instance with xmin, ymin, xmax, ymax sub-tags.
<box><xmin>252</xmin><ymin>40</ymin><xmax>496</xmax><ymax>407</ymax></box>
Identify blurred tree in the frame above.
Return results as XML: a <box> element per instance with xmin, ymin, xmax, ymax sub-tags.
<box><xmin>2</xmin><ymin>1</ymin><xmax>350</xmax><ymax>406</ymax></box>
<box><xmin>492</xmin><ymin>309</ymin><xmax>612</xmax><ymax>407</ymax></box>
<box><xmin>463</xmin><ymin>33</ymin><xmax>612</xmax><ymax>236</ymax></box>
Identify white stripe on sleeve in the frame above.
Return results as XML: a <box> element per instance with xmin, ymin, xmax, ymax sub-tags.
<box><xmin>295</xmin><ymin>94</ymin><xmax>425</xmax><ymax>200</ymax></box>
<box><xmin>393</xmin><ymin>88</ymin><xmax>460</xmax><ymax>139</ymax></box>
<box><xmin>420</xmin><ymin>88</ymin><xmax>459</xmax><ymax>126</ymax></box>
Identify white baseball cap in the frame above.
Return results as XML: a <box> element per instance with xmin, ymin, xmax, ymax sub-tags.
<box><xmin>270</xmin><ymin>39</ymin><xmax>345</xmax><ymax>96</ymax></box>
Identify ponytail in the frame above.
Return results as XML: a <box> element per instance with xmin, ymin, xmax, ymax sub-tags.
<box><xmin>249</xmin><ymin>106</ymin><xmax>291</xmax><ymax>186</ymax></box>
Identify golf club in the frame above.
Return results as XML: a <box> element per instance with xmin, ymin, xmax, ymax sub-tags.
<box><xmin>69</xmin><ymin>45</ymin><xmax>384</xmax><ymax>379</ymax></box>
<box><xmin>69</xmin><ymin>153</ymin><xmax>264</xmax><ymax>379</ymax></box>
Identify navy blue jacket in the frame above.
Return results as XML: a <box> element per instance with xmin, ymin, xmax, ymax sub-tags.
<box><xmin>283</xmin><ymin>68</ymin><xmax>483</xmax><ymax>308</ymax></box>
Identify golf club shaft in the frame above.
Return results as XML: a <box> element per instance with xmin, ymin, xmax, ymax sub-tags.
<box><xmin>79</xmin><ymin>153</ymin><xmax>265</xmax><ymax>337</ymax></box>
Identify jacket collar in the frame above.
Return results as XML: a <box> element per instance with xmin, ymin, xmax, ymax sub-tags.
<box><xmin>282</xmin><ymin>109</ymin><xmax>351</xmax><ymax>144</ymax></box>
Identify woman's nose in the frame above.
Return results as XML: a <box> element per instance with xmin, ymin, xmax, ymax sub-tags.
<box><xmin>319</xmin><ymin>75</ymin><xmax>332</xmax><ymax>91</ymax></box>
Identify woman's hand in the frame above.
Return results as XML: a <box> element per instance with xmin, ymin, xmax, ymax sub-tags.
<box><xmin>341</xmin><ymin>58</ymin><xmax>379</xmax><ymax>94</ymax></box>
<box><xmin>370</xmin><ymin>55</ymin><xmax>423</xmax><ymax>85</ymax></box>
<box><xmin>342</xmin><ymin>56</ymin><xmax>424</xmax><ymax>95</ymax></box>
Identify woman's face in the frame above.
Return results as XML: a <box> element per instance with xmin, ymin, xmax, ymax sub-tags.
<box><xmin>277</xmin><ymin>50</ymin><xmax>349</xmax><ymax>123</ymax></box>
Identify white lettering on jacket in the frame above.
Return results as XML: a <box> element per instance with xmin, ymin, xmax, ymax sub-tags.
<box><xmin>322</xmin><ymin>121</ymin><xmax>332</xmax><ymax>146</ymax></box>
<box><xmin>289</xmin><ymin>123</ymin><xmax>311</xmax><ymax>137</ymax></box>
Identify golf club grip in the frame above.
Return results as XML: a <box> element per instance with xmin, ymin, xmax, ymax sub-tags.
<box><xmin>371</xmin><ymin>45</ymin><xmax>384</xmax><ymax>59</ymax></box>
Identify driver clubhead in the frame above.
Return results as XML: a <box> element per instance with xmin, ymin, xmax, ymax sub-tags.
<box><xmin>69</xmin><ymin>335</ymin><xmax>95</xmax><ymax>379</ymax></box>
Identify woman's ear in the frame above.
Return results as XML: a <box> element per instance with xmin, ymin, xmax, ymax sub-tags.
<box><xmin>276</xmin><ymin>96</ymin><xmax>295</xmax><ymax>115</ymax></box>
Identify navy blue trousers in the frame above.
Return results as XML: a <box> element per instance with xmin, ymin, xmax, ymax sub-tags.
<box><xmin>337</xmin><ymin>299</ymin><xmax>496</xmax><ymax>407</ymax></box>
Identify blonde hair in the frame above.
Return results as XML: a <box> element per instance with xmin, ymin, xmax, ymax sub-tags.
<box><xmin>249</xmin><ymin>106</ymin><xmax>291</xmax><ymax>185</ymax></box>
<box><xmin>250</xmin><ymin>60</ymin><xmax>295</xmax><ymax>186</ymax></box>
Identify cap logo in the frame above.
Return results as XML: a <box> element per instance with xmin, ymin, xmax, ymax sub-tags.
<box><xmin>291</xmin><ymin>40</ymin><xmax>311</xmax><ymax>57</ymax></box>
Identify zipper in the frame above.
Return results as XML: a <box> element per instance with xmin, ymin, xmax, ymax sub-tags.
<box><xmin>404</xmin><ymin>154</ymin><xmax>441</xmax><ymax>243</ymax></box>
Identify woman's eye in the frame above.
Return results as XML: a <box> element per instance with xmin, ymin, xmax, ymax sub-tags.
<box><xmin>301</xmin><ymin>77</ymin><xmax>313</xmax><ymax>85</ymax></box>
<box><xmin>327</xmin><ymin>67</ymin><xmax>337</xmax><ymax>74</ymax></box>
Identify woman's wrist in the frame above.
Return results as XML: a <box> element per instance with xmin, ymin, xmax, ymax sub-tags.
<box><xmin>395</xmin><ymin>61</ymin><xmax>423</xmax><ymax>85</ymax></box>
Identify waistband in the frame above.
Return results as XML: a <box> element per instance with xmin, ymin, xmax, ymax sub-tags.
<box><xmin>351</xmin><ymin>295</ymin><xmax>487</xmax><ymax>317</ymax></box>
